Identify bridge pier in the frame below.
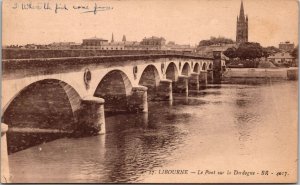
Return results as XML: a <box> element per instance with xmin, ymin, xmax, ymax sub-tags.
<box><xmin>1</xmin><ymin>123</ymin><xmax>10</xmax><ymax>183</ymax></box>
<box><xmin>156</xmin><ymin>79</ymin><xmax>173</xmax><ymax>101</ymax></box>
<box><xmin>287</xmin><ymin>68</ymin><xmax>298</xmax><ymax>80</ymax></box>
<box><xmin>212</xmin><ymin>51</ymin><xmax>223</xmax><ymax>84</ymax></box>
<box><xmin>207</xmin><ymin>70</ymin><xmax>214</xmax><ymax>84</ymax></box>
<box><xmin>128</xmin><ymin>86</ymin><xmax>148</xmax><ymax>112</ymax></box>
<box><xmin>188</xmin><ymin>72</ymin><xmax>200</xmax><ymax>91</ymax></box>
<box><xmin>174</xmin><ymin>75</ymin><xmax>189</xmax><ymax>96</ymax></box>
<box><xmin>199</xmin><ymin>71</ymin><xmax>208</xmax><ymax>89</ymax></box>
<box><xmin>75</xmin><ymin>97</ymin><xmax>106</xmax><ymax>136</ymax></box>
<box><xmin>213</xmin><ymin>70</ymin><xmax>222</xmax><ymax>84</ymax></box>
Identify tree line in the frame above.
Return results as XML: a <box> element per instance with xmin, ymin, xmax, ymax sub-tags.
<box><xmin>198</xmin><ymin>36</ymin><xmax>235</xmax><ymax>46</ymax></box>
<box><xmin>223</xmin><ymin>42</ymin><xmax>298</xmax><ymax>60</ymax></box>
<box><xmin>199</xmin><ymin>36</ymin><xmax>298</xmax><ymax>60</ymax></box>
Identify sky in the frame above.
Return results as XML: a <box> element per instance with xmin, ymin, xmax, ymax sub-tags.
<box><xmin>3</xmin><ymin>0</ymin><xmax>299</xmax><ymax>47</ymax></box>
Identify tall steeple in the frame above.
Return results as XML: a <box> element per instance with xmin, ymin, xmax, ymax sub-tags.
<box><xmin>236</xmin><ymin>1</ymin><xmax>248</xmax><ymax>44</ymax></box>
<box><xmin>111</xmin><ymin>33</ymin><xmax>114</xmax><ymax>43</ymax></box>
<box><xmin>239</xmin><ymin>1</ymin><xmax>245</xmax><ymax>21</ymax></box>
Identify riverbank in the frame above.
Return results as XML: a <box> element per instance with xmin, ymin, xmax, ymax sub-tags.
<box><xmin>223</xmin><ymin>67</ymin><xmax>298</xmax><ymax>80</ymax></box>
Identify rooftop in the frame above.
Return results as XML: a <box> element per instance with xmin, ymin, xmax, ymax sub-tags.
<box><xmin>103</xmin><ymin>42</ymin><xmax>125</xmax><ymax>46</ymax></box>
<box><xmin>268</xmin><ymin>52</ymin><xmax>294</xmax><ymax>59</ymax></box>
<box><xmin>83</xmin><ymin>37</ymin><xmax>108</xmax><ymax>41</ymax></box>
<box><xmin>143</xmin><ymin>36</ymin><xmax>166</xmax><ymax>41</ymax></box>
<box><xmin>280</xmin><ymin>41</ymin><xmax>294</xmax><ymax>44</ymax></box>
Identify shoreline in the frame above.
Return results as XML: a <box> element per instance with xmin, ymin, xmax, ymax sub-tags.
<box><xmin>223</xmin><ymin>67</ymin><xmax>298</xmax><ymax>80</ymax></box>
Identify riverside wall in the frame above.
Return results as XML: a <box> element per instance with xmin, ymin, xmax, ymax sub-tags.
<box><xmin>223</xmin><ymin>68</ymin><xmax>298</xmax><ymax>79</ymax></box>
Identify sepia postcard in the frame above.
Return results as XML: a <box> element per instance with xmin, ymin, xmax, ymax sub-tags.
<box><xmin>1</xmin><ymin>0</ymin><xmax>298</xmax><ymax>183</ymax></box>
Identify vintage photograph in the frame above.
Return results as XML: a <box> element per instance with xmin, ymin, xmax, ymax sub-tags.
<box><xmin>1</xmin><ymin>0</ymin><xmax>298</xmax><ymax>183</ymax></box>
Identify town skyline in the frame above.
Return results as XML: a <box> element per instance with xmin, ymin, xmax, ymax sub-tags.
<box><xmin>3</xmin><ymin>0</ymin><xmax>298</xmax><ymax>47</ymax></box>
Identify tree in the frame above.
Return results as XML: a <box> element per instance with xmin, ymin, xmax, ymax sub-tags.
<box><xmin>198</xmin><ymin>36</ymin><xmax>234</xmax><ymax>46</ymax></box>
<box><xmin>291</xmin><ymin>46</ymin><xmax>298</xmax><ymax>58</ymax></box>
<box><xmin>235</xmin><ymin>42</ymin><xmax>263</xmax><ymax>60</ymax></box>
<box><xmin>262</xmin><ymin>46</ymin><xmax>280</xmax><ymax>57</ymax></box>
<box><xmin>223</xmin><ymin>47</ymin><xmax>237</xmax><ymax>59</ymax></box>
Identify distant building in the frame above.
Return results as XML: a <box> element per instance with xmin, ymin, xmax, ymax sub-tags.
<box><xmin>24</xmin><ymin>44</ymin><xmax>38</xmax><ymax>49</ymax></box>
<box><xmin>165</xmin><ymin>42</ymin><xmax>195</xmax><ymax>52</ymax></box>
<box><xmin>70</xmin><ymin>43</ymin><xmax>82</xmax><ymax>49</ymax></box>
<box><xmin>140</xmin><ymin>36</ymin><xmax>166</xmax><ymax>50</ymax></box>
<box><xmin>124</xmin><ymin>41</ymin><xmax>141</xmax><ymax>50</ymax></box>
<box><xmin>82</xmin><ymin>37</ymin><xmax>109</xmax><ymax>49</ymax></box>
<box><xmin>122</xmin><ymin>35</ymin><xmax>126</xmax><ymax>42</ymax></box>
<box><xmin>22</xmin><ymin>44</ymin><xmax>49</xmax><ymax>49</ymax></box>
<box><xmin>101</xmin><ymin>42</ymin><xmax>125</xmax><ymax>50</ymax></box>
<box><xmin>236</xmin><ymin>1</ymin><xmax>248</xmax><ymax>44</ymax></box>
<box><xmin>196</xmin><ymin>43</ymin><xmax>236</xmax><ymax>57</ymax></box>
<box><xmin>167</xmin><ymin>41</ymin><xmax>176</xmax><ymax>45</ymax></box>
<box><xmin>279</xmin><ymin>41</ymin><xmax>294</xmax><ymax>52</ymax></box>
<box><xmin>48</xmin><ymin>42</ymin><xmax>75</xmax><ymax>49</ymax></box>
<box><xmin>267</xmin><ymin>52</ymin><xmax>295</xmax><ymax>66</ymax></box>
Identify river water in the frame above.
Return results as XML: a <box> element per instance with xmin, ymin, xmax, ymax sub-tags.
<box><xmin>8</xmin><ymin>81</ymin><xmax>298</xmax><ymax>183</ymax></box>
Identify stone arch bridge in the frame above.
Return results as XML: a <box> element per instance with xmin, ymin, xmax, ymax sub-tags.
<box><xmin>2</xmin><ymin>53</ymin><xmax>217</xmax><ymax>136</ymax></box>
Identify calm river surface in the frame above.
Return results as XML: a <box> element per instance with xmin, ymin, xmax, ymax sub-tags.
<box><xmin>8</xmin><ymin>81</ymin><xmax>298</xmax><ymax>183</ymax></box>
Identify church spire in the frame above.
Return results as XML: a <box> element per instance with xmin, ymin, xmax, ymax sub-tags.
<box><xmin>236</xmin><ymin>0</ymin><xmax>248</xmax><ymax>44</ymax></box>
<box><xmin>111</xmin><ymin>33</ymin><xmax>114</xmax><ymax>43</ymax></box>
<box><xmin>239</xmin><ymin>1</ymin><xmax>245</xmax><ymax>21</ymax></box>
<box><xmin>122</xmin><ymin>35</ymin><xmax>126</xmax><ymax>42</ymax></box>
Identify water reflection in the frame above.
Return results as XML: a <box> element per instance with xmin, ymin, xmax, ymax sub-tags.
<box><xmin>8</xmin><ymin>81</ymin><xmax>298</xmax><ymax>183</ymax></box>
<box><xmin>91</xmin><ymin>108</ymin><xmax>188</xmax><ymax>182</ymax></box>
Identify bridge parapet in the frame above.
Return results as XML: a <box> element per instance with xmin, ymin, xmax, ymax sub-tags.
<box><xmin>3</xmin><ymin>48</ymin><xmax>213</xmax><ymax>60</ymax></box>
<box><xmin>2</xmin><ymin>54</ymin><xmax>213</xmax><ymax>78</ymax></box>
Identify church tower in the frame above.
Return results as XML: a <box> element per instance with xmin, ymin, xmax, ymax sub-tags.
<box><xmin>236</xmin><ymin>1</ymin><xmax>248</xmax><ymax>44</ymax></box>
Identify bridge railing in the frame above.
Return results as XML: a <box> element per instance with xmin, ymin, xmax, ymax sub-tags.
<box><xmin>2</xmin><ymin>48</ymin><xmax>211</xmax><ymax>60</ymax></box>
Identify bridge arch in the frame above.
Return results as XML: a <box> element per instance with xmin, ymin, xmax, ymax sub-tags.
<box><xmin>2</xmin><ymin>79</ymin><xmax>81</xmax><ymax>131</ymax></box>
<box><xmin>166</xmin><ymin>62</ymin><xmax>179</xmax><ymax>82</ymax></box>
<box><xmin>202</xmin><ymin>62</ymin><xmax>207</xmax><ymax>70</ymax></box>
<box><xmin>138</xmin><ymin>65</ymin><xmax>160</xmax><ymax>99</ymax></box>
<box><xmin>193</xmin><ymin>63</ymin><xmax>200</xmax><ymax>73</ymax></box>
<box><xmin>94</xmin><ymin>70</ymin><xmax>132</xmax><ymax>112</ymax></box>
<box><xmin>208</xmin><ymin>63</ymin><xmax>213</xmax><ymax>70</ymax></box>
<box><xmin>181</xmin><ymin>62</ymin><xmax>191</xmax><ymax>76</ymax></box>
